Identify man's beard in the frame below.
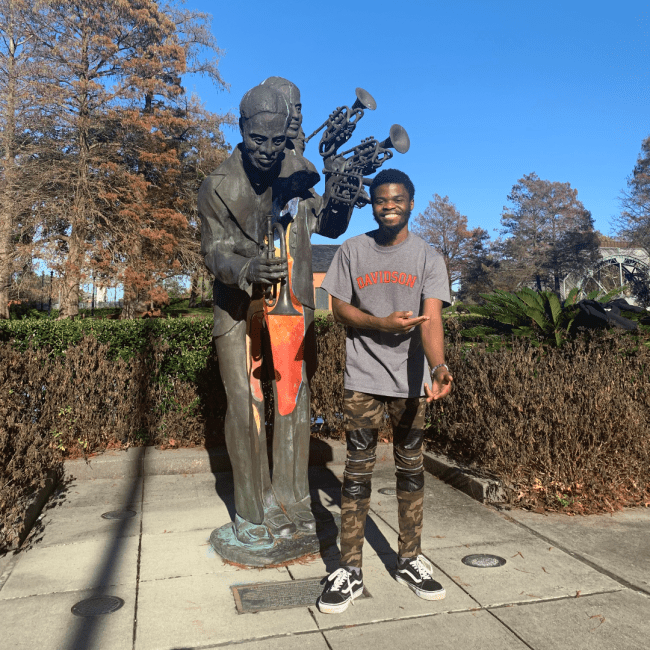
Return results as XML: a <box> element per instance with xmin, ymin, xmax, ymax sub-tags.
<box><xmin>374</xmin><ymin>209</ymin><xmax>411</xmax><ymax>234</ymax></box>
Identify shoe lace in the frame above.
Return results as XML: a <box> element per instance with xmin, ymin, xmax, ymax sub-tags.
<box><xmin>327</xmin><ymin>568</ymin><xmax>358</xmax><ymax>604</ymax></box>
<box><xmin>411</xmin><ymin>555</ymin><xmax>434</xmax><ymax>579</ymax></box>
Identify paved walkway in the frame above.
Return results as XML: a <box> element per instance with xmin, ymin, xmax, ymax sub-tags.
<box><xmin>0</xmin><ymin>446</ymin><xmax>648</xmax><ymax>650</ymax></box>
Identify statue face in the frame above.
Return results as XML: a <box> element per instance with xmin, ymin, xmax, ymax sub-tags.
<box><xmin>283</xmin><ymin>86</ymin><xmax>303</xmax><ymax>139</ymax></box>
<box><xmin>240</xmin><ymin>112</ymin><xmax>288</xmax><ymax>171</ymax></box>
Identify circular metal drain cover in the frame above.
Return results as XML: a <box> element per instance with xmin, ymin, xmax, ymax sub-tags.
<box><xmin>101</xmin><ymin>510</ymin><xmax>136</xmax><ymax>520</ymax></box>
<box><xmin>461</xmin><ymin>554</ymin><xmax>506</xmax><ymax>568</ymax></box>
<box><xmin>71</xmin><ymin>596</ymin><xmax>124</xmax><ymax>617</ymax></box>
<box><xmin>378</xmin><ymin>488</ymin><xmax>396</xmax><ymax>496</ymax></box>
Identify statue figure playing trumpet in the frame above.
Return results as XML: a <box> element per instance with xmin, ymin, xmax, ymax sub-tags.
<box><xmin>199</xmin><ymin>78</ymin><xmax>410</xmax><ymax>565</ymax></box>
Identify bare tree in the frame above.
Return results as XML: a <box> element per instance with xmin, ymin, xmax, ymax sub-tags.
<box><xmin>2</xmin><ymin>1</ymin><xmax>229</xmax><ymax>319</ymax></box>
<box><xmin>413</xmin><ymin>193</ymin><xmax>488</xmax><ymax>296</ymax></box>
<box><xmin>0</xmin><ymin>0</ymin><xmax>47</xmax><ymax>318</ymax></box>
<box><xmin>500</xmin><ymin>173</ymin><xmax>599</xmax><ymax>293</ymax></box>
<box><xmin>32</xmin><ymin>0</ymin><xmax>192</xmax><ymax>318</ymax></box>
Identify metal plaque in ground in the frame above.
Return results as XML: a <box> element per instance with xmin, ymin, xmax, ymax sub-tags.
<box><xmin>231</xmin><ymin>577</ymin><xmax>371</xmax><ymax>614</ymax></box>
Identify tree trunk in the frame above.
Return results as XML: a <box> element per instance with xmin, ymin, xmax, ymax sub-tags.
<box><xmin>0</xmin><ymin>158</ymin><xmax>14</xmax><ymax>319</ymax></box>
<box><xmin>0</xmin><ymin>204</ymin><xmax>12</xmax><ymax>319</ymax></box>
<box><xmin>59</xmin><ymin>222</ymin><xmax>83</xmax><ymax>319</ymax></box>
<box><xmin>120</xmin><ymin>287</ymin><xmax>148</xmax><ymax>319</ymax></box>
<box><xmin>0</xmin><ymin>19</ymin><xmax>17</xmax><ymax>319</ymax></box>
<box><xmin>120</xmin><ymin>240</ymin><xmax>148</xmax><ymax>319</ymax></box>
<box><xmin>188</xmin><ymin>272</ymin><xmax>198</xmax><ymax>307</ymax></box>
<box><xmin>59</xmin><ymin>33</ymin><xmax>91</xmax><ymax>320</ymax></box>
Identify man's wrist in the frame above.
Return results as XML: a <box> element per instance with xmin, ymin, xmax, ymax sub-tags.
<box><xmin>431</xmin><ymin>363</ymin><xmax>449</xmax><ymax>377</ymax></box>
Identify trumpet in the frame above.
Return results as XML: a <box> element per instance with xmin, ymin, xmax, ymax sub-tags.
<box><xmin>304</xmin><ymin>88</ymin><xmax>376</xmax><ymax>159</ymax></box>
<box><xmin>337</xmin><ymin>124</ymin><xmax>410</xmax><ymax>176</ymax></box>
<box><xmin>264</xmin><ymin>214</ymin><xmax>301</xmax><ymax>317</ymax></box>
<box><xmin>323</xmin><ymin>125</ymin><xmax>411</xmax><ymax>208</ymax></box>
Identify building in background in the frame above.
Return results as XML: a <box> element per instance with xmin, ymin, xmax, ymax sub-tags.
<box><xmin>312</xmin><ymin>245</ymin><xmax>339</xmax><ymax>310</ymax></box>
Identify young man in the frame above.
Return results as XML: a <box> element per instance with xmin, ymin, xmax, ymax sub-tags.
<box><xmin>318</xmin><ymin>168</ymin><xmax>453</xmax><ymax>614</ymax></box>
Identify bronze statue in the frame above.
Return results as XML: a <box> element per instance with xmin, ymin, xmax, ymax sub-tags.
<box><xmin>200</xmin><ymin>80</ymin><xmax>409</xmax><ymax>565</ymax></box>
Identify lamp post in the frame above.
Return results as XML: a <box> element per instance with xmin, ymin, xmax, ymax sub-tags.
<box><xmin>48</xmin><ymin>271</ymin><xmax>53</xmax><ymax>314</ymax></box>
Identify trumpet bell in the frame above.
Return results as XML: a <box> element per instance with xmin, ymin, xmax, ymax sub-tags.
<box><xmin>352</xmin><ymin>88</ymin><xmax>377</xmax><ymax>112</ymax></box>
<box><xmin>380</xmin><ymin>124</ymin><xmax>410</xmax><ymax>154</ymax></box>
<box><xmin>305</xmin><ymin>87</ymin><xmax>377</xmax><ymax>145</ymax></box>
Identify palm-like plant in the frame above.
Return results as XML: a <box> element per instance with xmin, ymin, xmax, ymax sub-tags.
<box><xmin>460</xmin><ymin>286</ymin><xmax>627</xmax><ymax>347</ymax></box>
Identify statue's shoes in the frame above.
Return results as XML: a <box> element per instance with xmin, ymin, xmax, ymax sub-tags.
<box><xmin>286</xmin><ymin>500</ymin><xmax>317</xmax><ymax>533</ymax></box>
<box><xmin>233</xmin><ymin>514</ymin><xmax>273</xmax><ymax>547</ymax></box>
<box><xmin>264</xmin><ymin>505</ymin><xmax>297</xmax><ymax>538</ymax></box>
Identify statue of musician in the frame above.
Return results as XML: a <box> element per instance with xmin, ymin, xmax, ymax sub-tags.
<box><xmin>198</xmin><ymin>82</ymin><xmax>355</xmax><ymax>548</ymax></box>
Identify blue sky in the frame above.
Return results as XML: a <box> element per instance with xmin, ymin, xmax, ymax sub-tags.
<box><xmin>187</xmin><ymin>0</ymin><xmax>650</xmax><ymax>246</ymax></box>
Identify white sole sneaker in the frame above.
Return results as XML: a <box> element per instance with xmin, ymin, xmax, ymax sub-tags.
<box><xmin>317</xmin><ymin>585</ymin><xmax>364</xmax><ymax>614</ymax></box>
<box><xmin>395</xmin><ymin>574</ymin><xmax>446</xmax><ymax>600</ymax></box>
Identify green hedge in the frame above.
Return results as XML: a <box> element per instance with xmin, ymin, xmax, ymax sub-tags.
<box><xmin>0</xmin><ymin>315</ymin><xmax>340</xmax><ymax>383</ymax></box>
<box><xmin>0</xmin><ymin>317</ymin><xmax>214</xmax><ymax>381</ymax></box>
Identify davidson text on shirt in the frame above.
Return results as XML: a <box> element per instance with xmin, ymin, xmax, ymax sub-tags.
<box><xmin>356</xmin><ymin>271</ymin><xmax>417</xmax><ymax>290</ymax></box>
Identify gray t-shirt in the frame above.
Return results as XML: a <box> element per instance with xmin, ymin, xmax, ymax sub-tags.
<box><xmin>321</xmin><ymin>231</ymin><xmax>451</xmax><ymax>398</ymax></box>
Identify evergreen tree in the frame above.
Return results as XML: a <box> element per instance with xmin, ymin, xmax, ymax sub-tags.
<box><xmin>413</xmin><ymin>193</ymin><xmax>488</xmax><ymax>296</ymax></box>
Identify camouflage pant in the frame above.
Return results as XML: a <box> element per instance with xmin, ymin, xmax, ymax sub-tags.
<box><xmin>339</xmin><ymin>390</ymin><xmax>427</xmax><ymax>568</ymax></box>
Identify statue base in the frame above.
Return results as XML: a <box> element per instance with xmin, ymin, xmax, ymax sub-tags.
<box><xmin>210</xmin><ymin>507</ymin><xmax>340</xmax><ymax>568</ymax></box>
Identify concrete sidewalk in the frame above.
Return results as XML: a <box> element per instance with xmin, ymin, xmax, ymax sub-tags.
<box><xmin>0</xmin><ymin>445</ymin><xmax>648</xmax><ymax>650</ymax></box>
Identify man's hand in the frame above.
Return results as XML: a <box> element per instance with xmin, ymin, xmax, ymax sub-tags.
<box><xmin>380</xmin><ymin>310</ymin><xmax>429</xmax><ymax>333</ymax></box>
<box><xmin>246</xmin><ymin>256</ymin><xmax>288</xmax><ymax>285</ymax></box>
<box><xmin>424</xmin><ymin>367</ymin><xmax>453</xmax><ymax>403</ymax></box>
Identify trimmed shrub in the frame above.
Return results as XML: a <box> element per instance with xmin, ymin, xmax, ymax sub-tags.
<box><xmin>427</xmin><ymin>327</ymin><xmax>650</xmax><ymax>513</ymax></box>
<box><xmin>0</xmin><ymin>345</ymin><xmax>63</xmax><ymax>549</ymax></box>
<box><xmin>310</xmin><ymin>315</ymin><xmax>346</xmax><ymax>435</ymax></box>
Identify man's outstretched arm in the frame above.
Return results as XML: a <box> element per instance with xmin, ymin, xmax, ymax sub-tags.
<box><xmin>331</xmin><ymin>296</ymin><xmax>428</xmax><ymax>334</ymax></box>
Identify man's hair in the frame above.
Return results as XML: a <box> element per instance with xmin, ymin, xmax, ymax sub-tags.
<box><xmin>369</xmin><ymin>168</ymin><xmax>415</xmax><ymax>202</ymax></box>
<box><xmin>239</xmin><ymin>84</ymin><xmax>289</xmax><ymax>121</ymax></box>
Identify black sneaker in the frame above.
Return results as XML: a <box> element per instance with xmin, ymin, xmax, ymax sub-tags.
<box><xmin>395</xmin><ymin>555</ymin><xmax>446</xmax><ymax>600</ymax></box>
<box><xmin>317</xmin><ymin>567</ymin><xmax>364</xmax><ymax>614</ymax></box>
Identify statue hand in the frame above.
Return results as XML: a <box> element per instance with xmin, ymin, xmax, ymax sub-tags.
<box><xmin>246</xmin><ymin>256</ymin><xmax>288</xmax><ymax>285</ymax></box>
<box><xmin>275</xmin><ymin>169</ymin><xmax>320</xmax><ymax>206</ymax></box>
<box><xmin>286</xmin><ymin>169</ymin><xmax>319</xmax><ymax>194</ymax></box>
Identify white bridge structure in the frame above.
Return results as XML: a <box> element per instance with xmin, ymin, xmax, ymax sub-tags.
<box><xmin>561</xmin><ymin>247</ymin><xmax>650</xmax><ymax>304</ymax></box>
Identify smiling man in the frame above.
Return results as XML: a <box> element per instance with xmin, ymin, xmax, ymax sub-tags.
<box><xmin>318</xmin><ymin>168</ymin><xmax>453</xmax><ymax>613</ymax></box>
